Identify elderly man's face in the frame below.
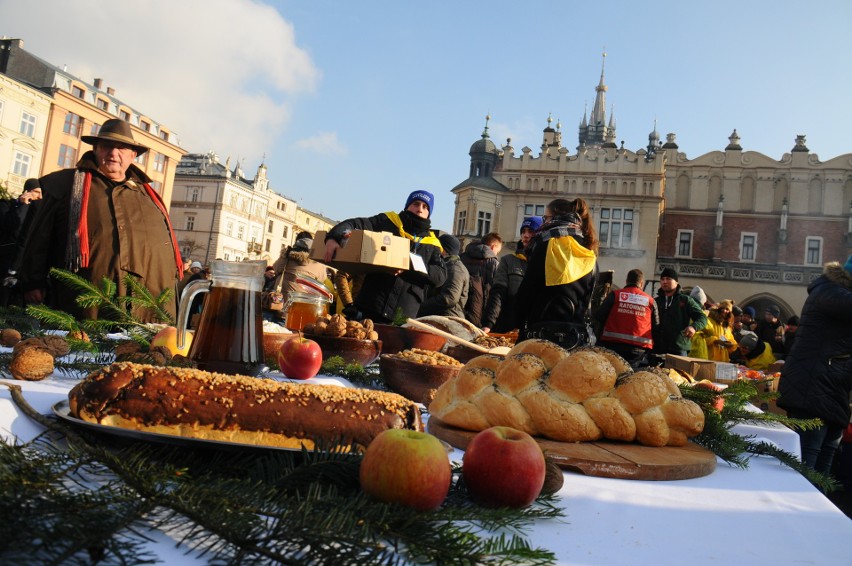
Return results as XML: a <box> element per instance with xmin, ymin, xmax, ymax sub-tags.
<box><xmin>94</xmin><ymin>142</ymin><xmax>137</xmax><ymax>181</ymax></box>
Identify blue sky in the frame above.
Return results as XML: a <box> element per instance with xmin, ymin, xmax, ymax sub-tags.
<box><xmin>3</xmin><ymin>0</ymin><xmax>851</xmax><ymax>231</ymax></box>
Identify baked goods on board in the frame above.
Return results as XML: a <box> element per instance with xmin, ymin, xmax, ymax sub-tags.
<box><xmin>428</xmin><ymin>339</ymin><xmax>704</xmax><ymax>447</ymax></box>
<box><xmin>69</xmin><ymin>362</ymin><xmax>423</xmax><ymax>450</ymax></box>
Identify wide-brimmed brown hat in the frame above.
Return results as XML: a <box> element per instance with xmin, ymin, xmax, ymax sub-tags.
<box><xmin>81</xmin><ymin>118</ymin><xmax>148</xmax><ymax>155</ymax></box>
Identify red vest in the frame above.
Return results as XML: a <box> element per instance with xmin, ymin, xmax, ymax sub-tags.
<box><xmin>601</xmin><ymin>286</ymin><xmax>654</xmax><ymax>349</ymax></box>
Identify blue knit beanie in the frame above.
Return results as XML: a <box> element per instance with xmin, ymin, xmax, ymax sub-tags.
<box><xmin>404</xmin><ymin>190</ymin><xmax>434</xmax><ymax>218</ymax></box>
<box><xmin>844</xmin><ymin>254</ymin><xmax>852</xmax><ymax>274</ymax></box>
<box><xmin>520</xmin><ymin>216</ymin><xmax>543</xmax><ymax>234</ymax></box>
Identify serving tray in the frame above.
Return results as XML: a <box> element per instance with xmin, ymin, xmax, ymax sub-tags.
<box><xmin>52</xmin><ymin>400</ymin><xmax>303</xmax><ymax>453</ymax></box>
<box><xmin>428</xmin><ymin>416</ymin><xmax>716</xmax><ymax>481</ymax></box>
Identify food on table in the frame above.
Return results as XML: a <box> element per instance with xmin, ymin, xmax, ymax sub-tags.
<box><xmin>277</xmin><ymin>336</ymin><xmax>322</xmax><ymax>380</ymax></box>
<box><xmin>429</xmin><ymin>340</ymin><xmax>705</xmax><ymax>447</ymax></box>
<box><xmin>462</xmin><ymin>426</ymin><xmax>546</xmax><ymax>508</ymax></box>
<box><xmin>69</xmin><ymin>362</ymin><xmax>423</xmax><ymax>450</ymax></box>
<box><xmin>1</xmin><ymin>328</ymin><xmax>22</xmax><ymax>347</ymax></box>
<box><xmin>408</xmin><ymin>315</ymin><xmax>484</xmax><ymax>344</ymax></box>
<box><xmin>13</xmin><ymin>335</ymin><xmax>70</xmax><ymax>358</ymax></box>
<box><xmin>387</xmin><ymin>348</ymin><xmax>464</xmax><ymax>367</ymax></box>
<box><xmin>359</xmin><ymin>429</ymin><xmax>451</xmax><ymax>511</ymax></box>
<box><xmin>67</xmin><ymin>329</ymin><xmax>90</xmax><ymax>342</ymax></box>
<box><xmin>303</xmin><ymin>314</ymin><xmax>379</xmax><ymax>341</ymax></box>
<box><xmin>472</xmin><ymin>334</ymin><xmax>515</xmax><ymax>349</ymax></box>
<box><xmin>149</xmin><ymin>326</ymin><xmax>192</xmax><ymax>357</ymax></box>
<box><xmin>9</xmin><ymin>346</ymin><xmax>54</xmax><ymax>381</ymax></box>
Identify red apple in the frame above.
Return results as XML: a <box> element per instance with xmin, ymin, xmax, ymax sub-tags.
<box><xmin>359</xmin><ymin>429</ymin><xmax>451</xmax><ymax>511</ymax></box>
<box><xmin>278</xmin><ymin>336</ymin><xmax>322</xmax><ymax>379</ymax></box>
<box><xmin>463</xmin><ymin>426</ymin><xmax>546</xmax><ymax>508</ymax></box>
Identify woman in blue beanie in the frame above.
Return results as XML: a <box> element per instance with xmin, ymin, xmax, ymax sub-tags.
<box><xmin>323</xmin><ymin>190</ymin><xmax>446</xmax><ymax>323</ymax></box>
<box><xmin>481</xmin><ymin>216</ymin><xmax>541</xmax><ymax>333</ymax></box>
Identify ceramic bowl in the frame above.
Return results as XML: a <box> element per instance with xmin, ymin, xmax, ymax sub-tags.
<box><xmin>374</xmin><ymin>324</ymin><xmax>447</xmax><ymax>355</ymax></box>
<box><xmin>309</xmin><ymin>334</ymin><xmax>382</xmax><ymax>366</ymax></box>
<box><xmin>379</xmin><ymin>354</ymin><xmax>461</xmax><ymax>405</ymax></box>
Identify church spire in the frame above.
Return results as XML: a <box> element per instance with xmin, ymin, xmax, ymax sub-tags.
<box><xmin>578</xmin><ymin>50</ymin><xmax>616</xmax><ymax>149</ymax></box>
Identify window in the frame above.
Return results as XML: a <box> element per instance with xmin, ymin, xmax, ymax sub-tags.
<box><xmin>265</xmin><ymin>239</ymin><xmax>271</xmax><ymax>252</ymax></box>
<box><xmin>229</xmin><ymin>193</ymin><xmax>238</xmax><ymax>208</ymax></box>
<box><xmin>96</xmin><ymin>98</ymin><xmax>108</xmax><ymax>111</ymax></box>
<box><xmin>675</xmin><ymin>230</ymin><xmax>693</xmax><ymax>258</ymax></box>
<box><xmin>524</xmin><ymin>204</ymin><xmax>546</xmax><ymax>216</ymax></box>
<box><xmin>456</xmin><ymin>210</ymin><xmax>467</xmax><ymax>234</ymax></box>
<box><xmin>599</xmin><ymin>208</ymin><xmax>633</xmax><ymax>248</ymax></box>
<box><xmin>476</xmin><ymin>211</ymin><xmax>492</xmax><ymax>235</ymax></box>
<box><xmin>0</xmin><ymin>100</ymin><xmax>4</xmax><ymax>120</ymax></box>
<box><xmin>58</xmin><ymin>144</ymin><xmax>77</xmax><ymax>168</ymax></box>
<box><xmin>739</xmin><ymin>233</ymin><xmax>757</xmax><ymax>262</ymax></box>
<box><xmin>119</xmin><ymin>110</ymin><xmax>131</xmax><ymax>121</ymax></box>
<box><xmin>160</xmin><ymin>130</ymin><xmax>169</xmax><ymax>141</ymax></box>
<box><xmin>251</xmin><ymin>228</ymin><xmax>260</xmax><ymax>243</ymax></box>
<box><xmin>13</xmin><ymin>151</ymin><xmax>32</xmax><ymax>176</ymax></box>
<box><xmin>191</xmin><ymin>188</ymin><xmax>200</xmax><ymax>202</ymax></box>
<box><xmin>153</xmin><ymin>152</ymin><xmax>166</xmax><ymax>173</ymax></box>
<box><xmin>185</xmin><ymin>215</ymin><xmax>195</xmax><ymax>231</ymax></box>
<box><xmin>226</xmin><ymin>221</ymin><xmax>234</xmax><ymax>237</ymax></box>
<box><xmin>63</xmin><ymin>112</ymin><xmax>82</xmax><ymax>137</ymax></box>
<box><xmin>140</xmin><ymin>121</ymin><xmax>151</xmax><ymax>132</ymax></box>
<box><xmin>224</xmin><ymin>252</ymin><xmax>230</xmax><ymax>261</ymax></box>
<box><xmin>72</xmin><ymin>85</ymin><xmax>85</xmax><ymax>99</ymax></box>
<box><xmin>805</xmin><ymin>237</ymin><xmax>822</xmax><ymax>265</ymax></box>
<box><xmin>150</xmin><ymin>180</ymin><xmax>162</xmax><ymax>191</ymax></box>
<box><xmin>268</xmin><ymin>220</ymin><xmax>274</xmax><ymax>233</ymax></box>
<box><xmin>90</xmin><ymin>123</ymin><xmax>101</xmax><ymax>136</ymax></box>
<box><xmin>237</xmin><ymin>225</ymin><xmax>245</xmax><ymax>240</ymax></box>
<box><xmin>134</xmin><ymin>152</ymin><xmax>147</xmax><ymax>165</ymax></box>
<box><xmin>20</xmin><ymin>112</ymin><xmax>37</xmax><ymax>137</ymax></box>
<box><xmin>282</xmin><ymin>226</ymin><xmax>288</xmax><ymax>239</ymax></box>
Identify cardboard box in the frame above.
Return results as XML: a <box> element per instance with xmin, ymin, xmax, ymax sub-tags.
<box><xmin>749</xmin><ymin>373</ymin><xmax>785</xmax><ymax>415</ymax></box>
<box><xmin>664</xmin><ymin>354</ymin><xmax>739</xmax><ymax>383</ymax></box>
<box><xmin>310</xmin><ymin>230</ymin><xmax>410</xmax><ymax>274</ymax></box>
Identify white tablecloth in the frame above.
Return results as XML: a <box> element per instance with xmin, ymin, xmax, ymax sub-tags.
<box><xmin>1</xmin><ymin>372</ymin><xmax>850</xmax><ymax>565</ymax></box>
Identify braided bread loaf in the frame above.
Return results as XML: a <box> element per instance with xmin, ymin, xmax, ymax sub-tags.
<box><xmin>428</xmin><ymin>340</ymin><xmax>704</xmax><ymax>447</ymax></box>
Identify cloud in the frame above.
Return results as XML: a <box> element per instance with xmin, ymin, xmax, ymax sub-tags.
<box><xmin>293</xmin><ymin>132</ymin><xmax>348</xmax><ymax>155</ymax></box>
<box><xmin>0</xmin><ymin>0</ymin><xmax>319</xmax><ymax>162</ymax></box>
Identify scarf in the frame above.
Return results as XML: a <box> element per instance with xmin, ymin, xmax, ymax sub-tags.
<box><xmin>65</xmin><ymin>170</ymin><xmax>184</xmax><ymax>277</ymax></box>
<box><xmin>384</xmin><ymin>211</ymin><xmax>442</xmax><ymax>249</ymax></box>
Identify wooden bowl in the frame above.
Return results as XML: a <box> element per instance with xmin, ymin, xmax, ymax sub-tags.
<box><xmin>263</xmin><ymin>331</ymin><xmax>299</xmax><ymax>364</ymax></box>
<box><xmin>374</xmin><ymin>324</ymin><xmax>447</xmax><ymax>355</ymax></box>
<box><xmin>443</xmin><ymin>344</ymin><xmax>482</xmax><ymax>364</ymax></box>
<box><xmin>379</xmin><ymin>354</ymin><xmax>461</xmax><ymax>405</ymax></box>
<box><xmin>309</xmin><ymin>334</ymin><xmax>382</xmax><ymax>366</ymax></box>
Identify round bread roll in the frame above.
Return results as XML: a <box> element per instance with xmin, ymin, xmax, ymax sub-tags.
<box><xmin>614</xmin><ymin>371</ymin><xmax>671</xmax><ymax>415</ymax></box>
<box><xmin>507</xmin><ymin>339</ymin><xmax>569</xmax><ymax>370</ymax></box>
<box><xmin>549</xmin><ymin>349</ymin><xmax>618</xmax><ymax>404</ymax></box>
<box><xmin>494</xmin><ymin>353</ymin><xmax>547</xmax><ymax>395</ymax></box>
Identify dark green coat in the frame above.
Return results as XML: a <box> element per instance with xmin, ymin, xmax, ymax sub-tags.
<box><xmin>652</xmin><ymin>287</ymin><xmax>707</xmax><ymax>355</ymax></box>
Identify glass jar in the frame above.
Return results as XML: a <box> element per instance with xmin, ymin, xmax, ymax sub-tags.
<box><xmin>284</xmin><ymin>291</ymin><xmax>330</xmax><ymax>331</ymax></box>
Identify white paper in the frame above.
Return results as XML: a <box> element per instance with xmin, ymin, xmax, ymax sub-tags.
<box><xmin>409</xmin><ymin>252</ymin><xmax>428</xmax><ymax>273</ymax></box>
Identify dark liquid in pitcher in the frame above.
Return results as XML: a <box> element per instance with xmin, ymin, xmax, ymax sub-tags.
<box><xmin>189</xmin><ymin>287</ymin><xmax>264</xmax><ymax>376</ymax></box>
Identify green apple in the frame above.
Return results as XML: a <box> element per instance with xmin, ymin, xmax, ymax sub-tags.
<box><xmin>359</xmin><ymin>429</ymin><xmax>451</xmax><ymax>511</ymax></box>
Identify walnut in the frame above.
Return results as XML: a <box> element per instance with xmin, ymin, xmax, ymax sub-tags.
<box><xmin>326</xmin><ymin>321</ymin><xmax>347</xmax><ymax>337</ymax></box>
<box><xmin>314</xmin><ymin>320</ymin><xmax>329</xmax><ymax>334</ymax></box>
<box><xmin>346</xmin><ymin>320</ymin><xmax>363</xmax><ymax>330</ymax></box>
<box><xmin>150</xmin><ymin>345</ymin><xmax>173</xmax><ymax>363</ymax></box>
<box><xmin>13</xmin><ymin>336</ymin><xmax>69</xmax><ymax>357</ymax></box>
<box><xmin>363</xmin><ymin>319</ymin><xmax>374</xmax><ymax>333</ymax></box>
<box><xmin>1</xmin><ymin>328</ymin><xmax>22</xmax><ymax>347</ymax></box>
<box><xmin>329</xmin><ymin>314</ymin><xmax>346</xmax><ymax>326</ymax></box>
<box><xmin>347</xmin><ymin>329</ymin><xmax>367</xmax><ymax>340</ymax></box>
<box><xmin>147</xmin><ymin>350</ymin><xmax>167</xmax><ymax>365</ymax></box>
<box><xmin>114</xmin><ymin>341</ymin><xmax>142</xmax><ymax>359</ymax></box>
<box><xmin>10</xmin><ymin>347</ymin><xmax>54</xmax><ymax>381</ymax></box>
<box><xmin>366</xmin><ymin>330</ymin><xmax>378</xmax><ymax>341</ymax></box>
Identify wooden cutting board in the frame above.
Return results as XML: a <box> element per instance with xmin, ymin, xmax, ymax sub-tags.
<box><xmin>428</xmin><ymin>417</ymin><xmax>716</xmax><ymax>481</ymax></box>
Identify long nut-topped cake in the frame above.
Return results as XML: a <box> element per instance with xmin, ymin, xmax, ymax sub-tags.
<box><xmin>69</xmin><ymin>362</ymin><xmax>423</xmax><ymax>450</ymax></box>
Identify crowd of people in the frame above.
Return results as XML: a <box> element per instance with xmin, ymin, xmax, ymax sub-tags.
<box><xmin>0</xmin><ymin>125</ymin><xmax>849</xmax><ymax>483</ymax></box>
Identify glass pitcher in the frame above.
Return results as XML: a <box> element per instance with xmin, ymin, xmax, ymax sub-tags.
<box><xmin>177</xmin><ymin>260</ymin><xmax>265</xmax><ymax>376</ymax></box>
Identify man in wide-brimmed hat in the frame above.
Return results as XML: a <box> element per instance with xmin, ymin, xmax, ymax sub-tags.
<box><xmin>18</xmin><ymin>118</ymin><xmax>183</xmax><ymax>321</ymax></box>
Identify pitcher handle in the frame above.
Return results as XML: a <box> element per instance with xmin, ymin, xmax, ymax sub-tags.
<box><xmin>177</xmin><ymin>279</ymin><xmax>211</xmax><ymax>349</ymax></box>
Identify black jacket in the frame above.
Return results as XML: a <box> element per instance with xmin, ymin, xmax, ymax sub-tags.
<box><xmin>460</xmin><ymin>241</ymin><xmax>499</xmax><ymax>327</ymax></box>
<box><xmin>513</xmin><ymin>222</ymin><xmax>597</xmax><ymax>330</ymax></box>
<box><xmin>778</xmin><ymin>262</ymin><xmax>852</xmax><ymax>427</ymax></box>
<box><xmin>326</xmin><ymin>212</ymin><xmax>446</xmax><ymax>323</ymax></box>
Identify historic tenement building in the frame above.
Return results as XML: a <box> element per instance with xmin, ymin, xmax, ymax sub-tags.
<box><xmin>172</xmin><ymin>152</ymin><xmax>334</xmax><ymax>266</ymax></box>
<box><xmin>451</xmin><ymin>60</ymin><xmax>852</xmax><ymax>317</ymax></box>
<box><xmin>0</xmin><ymin>38</ymin><xmax>184</xmax><ymax>204</ymax></box>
